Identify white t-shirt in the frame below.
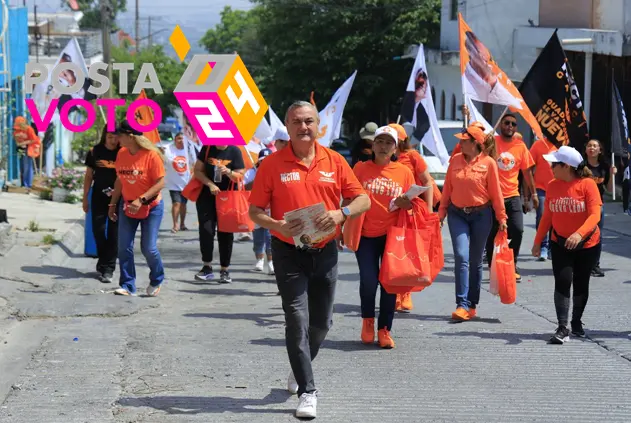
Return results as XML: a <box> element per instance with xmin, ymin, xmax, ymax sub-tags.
<box><xmin>164</xmin><ymin>144</ymin><xmax>191</xmax><ymax>191</ymax></box>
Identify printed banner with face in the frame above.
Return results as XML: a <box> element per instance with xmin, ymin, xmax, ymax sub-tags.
<box><xmin>519</xmin><ymin>31</ymin><xmax>589</xmax><ymax>148</ymax></box>
<box><xmin>458</xmin><ymin>13</ymin><xmax>543</xmax><ymax>140</ymax></box>
<box><xmin>611</xmin><ymin>79</ymin><xmax>629</xmax><ymax>155</ymax></box>
<box><xmin>317</xmin><ymin>71</ymin><xmax>357</xmax><ymax>147</ymax></box>
<box><xmin>466</xmin><ymin>97</ymin><xmax>496</xmax><ymax>135</ymax></box>
<box><xmin>30</xmin><ymin>38</ymin><xmax>96</xmax><ymax>121</ymax></box>
<box><xmin>399</xmin><ymin>44</ymin><xmax>449</xmax><ymax>166</ymax></box>
<box><xmin>182</xmin><ymin>115</ymin><xmax>202</xmax><ymax>168</ymax></box>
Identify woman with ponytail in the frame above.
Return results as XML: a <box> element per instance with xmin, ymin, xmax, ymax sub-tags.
<box><xmin>532</xmin><ymin>146</ymin><xmax>601</xmax><ymax>344</ymax></box>
<box><xmin>108</xmin><ymin>120</ymin><xmax>166</xmax><ymax>297</ymax></box>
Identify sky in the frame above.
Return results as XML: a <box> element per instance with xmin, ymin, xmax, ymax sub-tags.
<box><xmin>19</xmin><ymin>0</ymin><xmax>253</xmax><ymax>56</ymax></box>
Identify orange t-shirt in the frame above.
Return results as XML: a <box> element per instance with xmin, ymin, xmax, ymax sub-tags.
<box><xmin>534</xmin><ymin>177</ymin><xmax>602</xmax><ymax>249</ymax></box>
<box><xmin>353</xmin><ymin>161</ymin><xmax>415</xmax><ymax>238</ymax></box>
<box><xmin>115</xmin><ymin>148</ymin><xmax>166</xmax><ymax>202</ymax></box>
<box><xmin>529</xmin><ymin>139</ymin><xmax>557</xmax><ymax>191</ymax></box>
<box><xmin>249</xmin><ymin>142</ymin><xmax>366</xmax><ymax>246</ymax></box>
<box><xmin>439</xmin><ymin>153</ymin><xmax>507</xmax><ymax>223</ymax></box>
<box><xmin>494</xmin><ymin>136</ymin><xmax>535</xmax><ymax>198</ymax></box>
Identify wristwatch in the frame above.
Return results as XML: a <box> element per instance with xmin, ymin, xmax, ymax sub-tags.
<box><xmin>342</xmin><ymin>207</ymin><xmax>351</xmax><ymax>220</ymax></box>
<box><xmin>139</xmin><ymin>196</ymin><xmax>149</xmax><ymax>205</ymax></box>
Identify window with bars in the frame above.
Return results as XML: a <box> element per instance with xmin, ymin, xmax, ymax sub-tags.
<box><xmin>450</xmin><ymin>0</ymin><xmax>458</xmax><ymax>20</ymax></box>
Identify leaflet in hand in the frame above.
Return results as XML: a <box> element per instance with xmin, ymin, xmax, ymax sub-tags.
<box><xmin>389</xmin><ymin>184</ymin><xmax>429</xmax><ymax>211</ymax></box>
<box><xmin>283</xmin><ymin>202</ymin><xmax>335</xmax><ymax>248</ymax></box>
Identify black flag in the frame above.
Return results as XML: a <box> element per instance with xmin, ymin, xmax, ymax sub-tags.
<box><xmin>519</xmin><ymin>30</ymin><xmax>589</xmax><ymax>149</ymax></box>
<box><xmin>611</xmin><ymin>78</ymin><xmax>629</xmax><ymax>156</ymax></box>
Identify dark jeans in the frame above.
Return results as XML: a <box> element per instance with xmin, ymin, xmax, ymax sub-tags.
<box><xmin>196</xmin><ymin>193</ymin><xmax>234</xmax><ymax>267</ymax></box>
<box><xmin>486</xmin><ymin>196</ymin><xmax>524</xmax><ymax>270</ymax></box>
<box><xmin>20</xmin><ymin>155</ymin><xmax>34</xmax><ymax>188</ymax></box>
<box><xmin>448</xmin><ymin>205</ymin><xmax>493</xmax><ymax>310</ymax></box>
<box><xmin>550</xmin><ymin>242</ymin><xmax>599</xmax><ymax>327</ymax></box>
<box><xmin>272</xmin><ymin>237</ymin><xmax>338</xmax><ymax>397</ymax></box>
<box><xmin>595</xmin><ymin>206</ymin><xmax>604</xmax><ymax>268</ymax></box>
<box><xmin>623</xmin><ymin>179</ymin><xmax>629</xmax><ymax>212</ymax></box>
<box><xmin>355</xmin><ymin>235</ymin><xmax>396</xmax><ymax>330</ymax></box>
<box><xmin>92</xmin><ymin>193</ymin><xmax>118</xmax><ymax>275</ymax></box>
<box><xmin>535</xmin><ymin>189</ymin><xmax>549</xmax><ymax>255</ymax></box>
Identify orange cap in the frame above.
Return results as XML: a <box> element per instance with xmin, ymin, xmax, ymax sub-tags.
<box><xmin>388</xmin><ymin>123</ymin><xmax>407</xmax><ymax>141</ymax></box>
<box><xmin>454</xmin><ymin>122</ymin><xmax>487</xmax><ymax>145</ymax></box>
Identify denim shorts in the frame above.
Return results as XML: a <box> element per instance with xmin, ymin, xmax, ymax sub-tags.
<box><xmin>169</xmin><ymin>190</ymin><xmax>188</xmax><ymax>204</ymax></box>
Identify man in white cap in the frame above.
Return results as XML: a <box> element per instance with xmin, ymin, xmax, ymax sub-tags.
<box><xmin>352</xmin><ymin>122</ymin><xmax>378</xmax><ymax>167</ymax></box>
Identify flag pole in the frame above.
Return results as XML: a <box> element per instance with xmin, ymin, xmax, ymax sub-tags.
<box><xmin>612</xmin><ymin>68</ymin><xmax>616</xmax><ymax>201</ymax></box>
<box><xmin>492</xmin><ymin>105</ymin><xmax>510</xmax><ymax>133</ymax></box>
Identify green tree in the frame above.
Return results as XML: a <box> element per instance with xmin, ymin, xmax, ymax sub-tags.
<box><xmin>110</xmin><ymin>45</ymin><xmax>187</xmax><ymax>121</ymax></box>
<box><xmin>61</xmin><ymin>0</ymin><xmax>127</xmax><ymax>30</ymax></box>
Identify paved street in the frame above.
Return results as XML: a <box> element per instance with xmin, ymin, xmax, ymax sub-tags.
<box><xmin>1</xmin><ymin>192</ymin><xmax>631</xmax><ymax>422</ymax></box>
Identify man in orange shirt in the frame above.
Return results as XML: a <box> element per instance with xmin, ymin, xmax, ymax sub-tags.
<box><xmin>248</xmin><ymin>101</ymin><xmax>370</xmax><ymax>419</ymax></box>
<box><xmin>484</xmin><ymin>113</ymin><xmax>537</xmax><ymax>282</ymax></box>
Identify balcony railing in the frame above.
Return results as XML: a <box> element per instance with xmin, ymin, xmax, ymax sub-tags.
<box><xmin>28</xmin><ymin>29</ymin><xmax>102</xmax><ymax>59</ymax></box>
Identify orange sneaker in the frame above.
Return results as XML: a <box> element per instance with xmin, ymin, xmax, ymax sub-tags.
<box><xmin>378</xmin><ymin>328</ymin><xmax>395</xmax><ymax>349</ymax></box>
<box><xmin>361</xmin><ymin>318</ymin><xmax>375</xmax><ymax>344</ymax></box>
<box><xmin>400</xmin><ymin>292</ymin><xmax>413</xmax><ymax>311</ymax></box>
<box><xmin>451</xmin><ymin>307</ymin><xmax>471</xmax><ymax>321</ymax></box>
<box><xmin>468</xmin><ymin>308</ymin><xmax>477</xmax><ymax>318</ymax></box>
<box><xmin>395</xmin><ymin>294</ymin><xmax>403</xmax><ymax>311</ymax></box>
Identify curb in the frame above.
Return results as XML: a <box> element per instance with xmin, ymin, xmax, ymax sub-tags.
<box><xmin>0</xmin><ymin>223</ymin><xmax>14</xmax><ymax>257</ymax></box>
<box><xmin>42</xmin><ymin>221</ymin><xmax>86</xmax><ymax>268</ymax></box>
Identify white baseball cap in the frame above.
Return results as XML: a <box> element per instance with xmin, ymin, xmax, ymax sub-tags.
<box><xmin>543</xmin><ymin>146</ymin><xmax>584</xmax><ymax>168</ymax></box>
<box><xmin>273</xmin><ymin>126</ymin><xmax>290</xmax><ymax>142</ymax></box>
<box><xmin>374</xmin><ymin>126</ymin><xmax>398</xmax><ymax>143</ymax></box>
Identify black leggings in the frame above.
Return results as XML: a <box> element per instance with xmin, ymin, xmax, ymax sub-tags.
<box><xmin>550</xmin><ymin>242</ymin><xmax>599</xmax><ymax>327</ymax></box>
<box><xmin>196</xmin><ymin>193</ymin><xmax>234</xmax><ymax>268</ymax></box>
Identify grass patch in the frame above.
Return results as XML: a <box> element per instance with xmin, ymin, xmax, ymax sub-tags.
<box><xmin>27</xmin><ymin>220</ymin><xmax>40</xmax><ymax>232</ymax></box>
<box><xmin>41</xmin><ymin>234</ymin><xmax>57</xmax><ymax>245</ymax></box>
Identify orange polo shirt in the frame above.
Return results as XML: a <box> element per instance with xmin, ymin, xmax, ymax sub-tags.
<box><xmin>451</xmin><ymin>143</ymin><xmax>462</xmax><ymax>159</ymax></box>
<box><xmin>439</xmin><ymin>153</ymin><xmax>507</xmax><ymax>223</ymax></box>
<box><xmin>534</xmin><ymin>177</ymin><xmax>601</xmax><ymax>249</ymax></box>
<box><xmin>530</xmin><ymin>139</ymin><xmax>557</xmax><ymax>191</ymax></box>
<box><xmin>398</xmin><ymin>149</ymin><xmax>442</xmax><ymax>205</ymax></box>
<box><xmin>115</xmin><ymin>148</ymin><xmax>166</xmax><ymax>202</ymax></box>
<box><xmin>353</xmin><ymin>160</ymin><xmax>415</xmax><ymax>238</ymax></box>
<box><xmin>249</xmin><ymin>141</ymin><xmax>366</xmax><ymax>246</ymax></box>
<box><xmin>495</xmin><ymin>136</ymin><xmax>535</xmax><ymax>199</ymax></box>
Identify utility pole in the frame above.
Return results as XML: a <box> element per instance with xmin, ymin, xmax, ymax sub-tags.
<box><xmin>147</xmin><ymin>16</ymin><xmax>151</xmax><ymax>48</ymax></box>
<box><xmin>100</xmin><ymin>0</ymin><xmax>113</xmax><ymax>98</ymax></box>
<box><xmin>34</xmin><ymin>5</ymin><xmax>40</xmax><ymax>63</ymax></box>
<box><xmin>135</xmin><ymin>0</ymin><xmax>140</xmax><ymax>53</ymax></box>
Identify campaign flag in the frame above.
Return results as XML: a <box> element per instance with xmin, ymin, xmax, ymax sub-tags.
<box><xmin>134</xmin><ymin>90</ymin><xmax>161</xmax><ymax>143</ymax></box>
<box><xmin>317</xmin><ymin>71</ymin><xmax>357</xmax><ymax>147</ymax></box>
<box><xmin>611</xmin><ymin>78</ymin><xmax>629</xmax><ymax>155</ymax></box>
<box><xmin>458</xmin><ymin>13</ymin><xmax>543</xmax><ymax>140</ymax></box>
<box><xmin>519</xmin><ymin>30</ymin><xmax>589</xmax><ymax>148</ymax></box>
<box><xmin>269</xmin><ymin>107</ymin><xmax>284</xmax><ymax>137</ymax></box>
<box><xmin>466</xmin><ymin>97</ymin><xmax>496</xmax><ymax>135</ymax></box>
<box><xmin>399</xmin><ymin>44</ymin><xmax>449</xmax><ymax>166</ymax></box>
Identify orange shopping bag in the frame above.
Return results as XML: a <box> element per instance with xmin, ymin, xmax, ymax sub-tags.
<box><xmin>490</xmin><ymin>231</ymin><xmax>516</xmax><ymax>304</ymax></box>
<box><xmin>379</xmin><ymin>208</ymin><xmax>433</xmax><ymax>295</ymax></box>
<box><xmin>342</xmin><ymin>213</ymin><xmax>365</xmax><ymax>252</ymax></box>
<box><xmin>408</xmin><ymin>200</ymin><xmax>444</xmax><ymax>281</ymax></box>
<box><xmin>216</xmin><ymin>181</ymin><xmax>255</xmax><ymax>233</ymax></box>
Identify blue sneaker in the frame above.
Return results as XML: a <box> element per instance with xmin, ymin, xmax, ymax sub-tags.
<box><xmin>538</xmin><ymin>248</ymin><xmax>548</xmax><ymax>262</ymax></box>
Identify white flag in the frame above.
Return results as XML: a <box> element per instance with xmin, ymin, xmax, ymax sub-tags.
<box><xmin>253</xmin><ymin>115</ymin><xmax>273</xmax><ymax>143</ymax></box>
<box><xmin>317</xmin><ymin>71</ymin><xmax>357</xmax><ymax>147</ymax></box>
<box><xmin>269</xmin><ymin>107</ymin><xmax>284</xmax><ymax>136</ymax></box>
<box><xmin>466</xmin><ymin>96</ymin><xmax>496</xmax><ymax>135</ymax></box>
<box><xmin>400</xmin><ymin>45</ymin><xmax>449</xmax><ymax>166</ymax></box>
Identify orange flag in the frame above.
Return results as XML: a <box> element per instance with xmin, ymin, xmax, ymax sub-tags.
<box><xmin>458</xmin><ymin>13</ymin><xmax>544</xmax><ymax>140</ymax></box>
<box><xmin>310</xmin><ymin>91</ymin><xmax>316</xmax><ymax>107</ymax></box>
<box><xmin>134</xmin><ymin>89</ymin><xmax>161</xmax><ymax>143</ymax></box>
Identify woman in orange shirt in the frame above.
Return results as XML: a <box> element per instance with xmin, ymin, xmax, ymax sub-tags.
<box><xmin>388</xmin><ymin>123</ymin><xmax>435</xmax><ymax>312</ymax></box>
<box><xmin>13</xmin><ymin>116</ymin><xmax>41</xmax><ymax>190</ymax></box>
<box><xmin>351</xmin><ymin>126</ymin><xmax>416</xmax><ymax>349</ymax></box>
<box><xmin>532</xmin><ymin>146</ymin><xmax>601</xmax><ymax>344</ymax></box>
<box><xmin>439</xmin><ymin>124</ymin><xmax>507</xmax><ymax>321</ymax></box>
<box><xmin>108</xmin><ymin>120</ymin><xmax>167</xmax><ymax>297</ymax></box>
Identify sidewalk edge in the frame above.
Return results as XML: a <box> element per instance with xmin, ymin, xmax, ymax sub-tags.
<box><xmin>42</xmin><ymin>221</ymin><xmax>86</xmax><ymax>268</ymax></box>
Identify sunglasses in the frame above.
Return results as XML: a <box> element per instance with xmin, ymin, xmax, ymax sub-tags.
<box><xmin>503</xmin><ymin>121</ymin><xmax>517</xmax><ymax>127</ymax></box>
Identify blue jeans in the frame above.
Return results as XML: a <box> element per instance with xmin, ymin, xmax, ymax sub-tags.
<box><xmin>355</xmin><ymin>235</ymin><xmax>396</xmax><ymax>330</ymax></box>
<box><xmin>117</xmin><ymin>200</ymin><xmax>165</xmax><ymax>294</ymax></box>
<box><xmin>20</xmin><ymin>155</ymin><xmax>34</xmax><ymax>188</ymax></box>
<box><xmin>253</xmin><ymin>227</ymin><xmax>272</xmax><ymax>256</ymax></box>
<box><xmin>448</xmin><ymin>205</ymin><xmax>493</xmax><ymax>310</ymax></box>
<box><xmin>535</xmin><ymin>189</ymin><xmax>549</xmax><ymax>255</ymax></box>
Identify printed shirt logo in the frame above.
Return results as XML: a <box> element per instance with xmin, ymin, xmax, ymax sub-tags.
<box><xmin>209</xmin><ymin>158</ymin><xmax>232</xmax><ymax>167</ymax></box>
<box><xmin>280</xmin><ymin>172</ymin><xmax>301</xmax><ymax>183</ymax></box>
<box><xmin>396</xmin><ymin>236</ymin><xmax>405</xmax><ymax>241</ymax></box>
<box><xmin>318</xmin><ymin>170</ymin><xmax>336</xmax><ymax>183</ymax></box>
<box><xmin>172</xmin><ymin>156</ymin><xmax>188</xmax><ymax>174</ymax></box>
<box><xmin>548</xmin><ymin>197</ymin><xmax>586</xmax><ymax>213</ymax></box>
<box><xmin>497</xmin><ymin>152</ymin><xmax>516</xmax><ymax>171</ymax></box>
<box><xmin>96</xmin><ymin>160</ymin><xmax>116</xmax><ymax>169</ymax></box>
<box><xmin>362</xmin><ymin>176</ymin><xmax>404</xmax><ymax>198</ymax></box>
<box><xmin>117</xmin><ymin>167</ymin><xmax>144</xmax><ymax>185</ymax></box>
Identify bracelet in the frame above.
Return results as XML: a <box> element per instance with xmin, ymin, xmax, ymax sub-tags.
<box><xmin>108</xmin><ymin>204</ymin><xmax>117</xmax><ymax>208</ymax></box>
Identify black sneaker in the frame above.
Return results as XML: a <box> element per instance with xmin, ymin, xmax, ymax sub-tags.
<box><xmin>195</xmin><ymin>266</ymin><xmax>214</xmax><ymax>281</ymax></box>
<box><xmin>101</xmin><ymin>273</ymin><xmax>113</xmax><ymax>284</ymax></box>
<box><xmin>591</xmin><ymin>266</ymin><xmax>605</xmax><ymax>277</ymax></box>
<box><xmin>549</xmin><ymin>326</ymin><xmax>570</xmax><ymax>344</ymax></box>
<box><xmin>219</xmin><ymin>270</ymin><xmax>232</xmax><ymax>284</ymax></box>
<box><xmin>571</xmin><ymin>321</ymin><xmax>586</xmax><ymax>338</ymax></box>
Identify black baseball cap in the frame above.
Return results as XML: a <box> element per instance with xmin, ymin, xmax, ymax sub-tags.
<box><xmin>114</xmin><ymin>120</ymin><xmax>142</xmax><ymax>136</ymax></box>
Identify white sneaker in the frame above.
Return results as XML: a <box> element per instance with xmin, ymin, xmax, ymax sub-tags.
<box><xmin>287</xmin><ymin>371</ymin><xmax>298</xmax><ymax>394</ymax></box>
<box><xmin>146</xmin><ymin>285</ymin><xmax>161</xmax><ymax>297</ymax></box>
<box><xmin>295</xmin><ymin>393</ymin><xmax>317</xmax><ymax>419</ymax></box>
<box><xmin>254</xmin><ymin>258</ymin><xmax>264</xmax><ymax>272</ymax></box>
<box><xmin>268</xmin><ymin>261</ymin><xmax>275</xmax><ymax>275</ymax></box>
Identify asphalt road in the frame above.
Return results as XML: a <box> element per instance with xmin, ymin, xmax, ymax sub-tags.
<box><xmin>1</xmin><ymin>192</ymin><xmax>630</xmax><ymax>422</ymax></box>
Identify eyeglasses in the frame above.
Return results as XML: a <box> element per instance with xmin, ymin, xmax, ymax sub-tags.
<box><xmin>503</xmin><ymin>121</ymin><xmax>517</xmax><ymax>127</ymax></box>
